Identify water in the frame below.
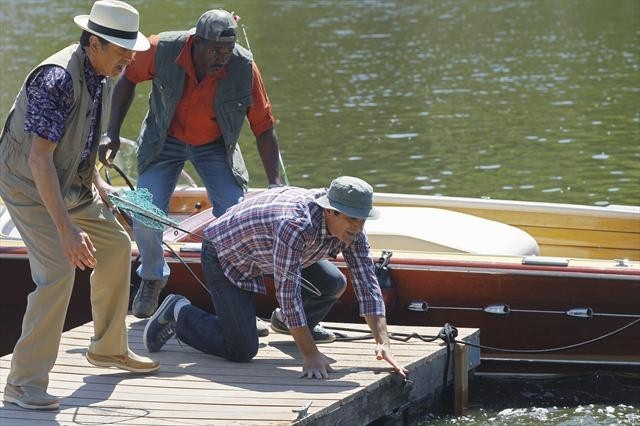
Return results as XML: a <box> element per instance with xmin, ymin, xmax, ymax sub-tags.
<box><xmin>1</xmin><ymin>1</ymin><xmax>639</xmax><ymax>423</ymax></box>
<box><xmin>1</xmin><ymin>0</ymin><xmax>639</xmax><ymax>206</ymax></box>
<box><xmin>428</xmin><ymin>372</ymin><xmax>640</xmax><ymax>425</ymax></box>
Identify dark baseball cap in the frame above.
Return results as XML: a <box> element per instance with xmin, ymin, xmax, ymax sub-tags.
<box><xmin>191</xmin><ymin>9</ymin><xmax>237</xmax><ymax>42</ymax></box>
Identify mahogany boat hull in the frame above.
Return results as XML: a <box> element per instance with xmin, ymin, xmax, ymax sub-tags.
<box><xmin>159</xmin><ymin>248</ymin><xmax>640</xmax><ymax>372</ymax></box>
<box><xmin>2</xmin><ymin>188</ymin><xmax>639</xmax><ymax>373</ymax></box>
<box><xmin>2</xmin><ymin>241</ymin><xmax>639</xmax><ymax>373</ymax></box>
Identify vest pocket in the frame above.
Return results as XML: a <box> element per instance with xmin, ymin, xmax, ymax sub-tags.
<box><xmin>221</xmin><ymin>95</ymin><xmax>251</xmax><ymax>133</ymax></box>
<box><xmin>222</xmin><ymin>95</ymin><xmax>251</xmax><ymax>112</ymax></box>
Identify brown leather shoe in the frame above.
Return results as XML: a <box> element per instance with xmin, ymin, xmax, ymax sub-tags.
<box><xmin>3</xmin><ymin>384</ymin><xmax>59</xmax><ymax>410</ymax></box>
<box><xmin>86</xmin><ymin>350</ymin><xmax>160</xmax><ymax>373</ymax></box>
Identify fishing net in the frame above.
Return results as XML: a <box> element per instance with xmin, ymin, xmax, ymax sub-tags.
<box><xmin>108</xmin><ymin>188</ymin><xmax>321</xmax><ymax>296</ymax></box>
<box><xmin>108</xmin><ymin>188</ymin><xmax>179</xmax><ymax>231</ymax></box>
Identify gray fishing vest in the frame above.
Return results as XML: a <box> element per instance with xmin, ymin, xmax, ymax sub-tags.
<box><xmin>0</xmin><ymin>44</ymin><xmax>113</xmax><ymax>203</ymax></box>
<box><xmin>136</xmin><ymin>31</ymin><xmax>254</xmax><ymax>188</ymax></box>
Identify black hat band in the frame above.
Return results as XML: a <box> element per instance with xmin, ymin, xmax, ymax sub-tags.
<box><xmin>88</xmin><ymin>19</ymin><xmax>137</xmax><ymax>40</ymax></box>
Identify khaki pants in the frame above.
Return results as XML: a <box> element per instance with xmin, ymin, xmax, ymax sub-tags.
<box><xmin>1</xmin><ymin>179</ymin><xmax>131</xmax><ymax>390</ymax></box>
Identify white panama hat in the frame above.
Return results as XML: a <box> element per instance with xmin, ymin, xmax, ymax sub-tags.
<box><xmin>74</xmin><ymin>0</ymin><xmax>149</xmax><ymax>51</ymax></box>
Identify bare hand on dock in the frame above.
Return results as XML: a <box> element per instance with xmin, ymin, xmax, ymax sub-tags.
<box><xmin>300</xmin><ymin>351</ymin><xmax>334</xmax><ymax>380</ymax></box>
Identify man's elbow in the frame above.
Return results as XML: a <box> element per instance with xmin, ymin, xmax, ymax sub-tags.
<box><xmin>27</xmin><ymin>150</ymin><xmax>47</xmax><ymax>173</ymax></box>
<box><xmin>256</xmin><ymin>127</ymin><xmax>277</xmax><ymax>141</ymax></box>
<box><xmin>27</xmin><ymin>149</ymin><xmax>46</xmax><ymax>170</ymax></box>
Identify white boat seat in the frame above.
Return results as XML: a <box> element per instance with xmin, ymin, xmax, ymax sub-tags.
<box><xmin>2</xmin><ymin>200</ymin><xmax>539</xmax><ymax>256</ymax></box>
<box><xmin>365</xmin><ymin>206</ymin><xmax>539</xmax><ymax>255</ymax></box>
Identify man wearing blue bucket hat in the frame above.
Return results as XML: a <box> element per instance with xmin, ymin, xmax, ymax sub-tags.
<box><xmin>143</xmin><ymin>176</ymin><xmax>407</xmax><ymax>380</ymax></box>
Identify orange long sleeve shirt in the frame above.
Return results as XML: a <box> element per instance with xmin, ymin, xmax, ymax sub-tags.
<box><xmin>124</xmin><ymin>34</ymin><xmax>275</xmax><ymax>145</ymax></box>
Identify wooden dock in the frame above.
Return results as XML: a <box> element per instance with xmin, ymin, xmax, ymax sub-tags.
<box><xmin>1</xmin><ymin>316</ymin><xmax>479</xmax><ymax>425</ymax></box>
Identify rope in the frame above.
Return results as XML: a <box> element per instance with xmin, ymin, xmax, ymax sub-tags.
<box><xmin>330</xmin><ymin>322</ymin><xmax>457</xmax><ymax>405</ymax></box>
<box><xmin>327</xmin><ymin>318</ymin><xmax>640</xmax><ymax>354</ymax></box>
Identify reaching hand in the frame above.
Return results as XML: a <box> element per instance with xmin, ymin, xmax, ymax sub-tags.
<box><xmin>375</xmin><ymin>342</ymin><xmax>408</xmax><ymax>378</ymax></box>
<box><xmin>98</xmin><ymin>135</ymin><xmax>120</xmax><ymax>167</ymax></box>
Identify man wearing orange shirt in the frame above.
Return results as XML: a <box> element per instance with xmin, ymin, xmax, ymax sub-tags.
<box><xmin>104</xmin><ymin>9</ymin><xmax>284</xmax><ymax>318</ymax></box>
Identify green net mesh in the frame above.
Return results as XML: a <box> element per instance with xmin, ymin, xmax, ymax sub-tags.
<box><xmin>108</xmin><ymin>188</ymin><xmax>179</xmax><ymax>231</ymax></box>
<box><xmin>109</xmin><ymin>188</ymin><xmax>322</xmax><ymax>296</ymax></box>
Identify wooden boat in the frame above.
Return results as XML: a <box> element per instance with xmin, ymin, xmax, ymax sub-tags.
<box><xmin>2</xmin><ymin>185</ymin><xmax>639</xmax><ymax>374</ymax></box>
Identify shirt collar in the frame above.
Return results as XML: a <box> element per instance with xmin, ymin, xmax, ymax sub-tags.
<box><xmin>81</xmin><ymin>47</ymin><xmax>106</xmax><ymax>84</ymax></box>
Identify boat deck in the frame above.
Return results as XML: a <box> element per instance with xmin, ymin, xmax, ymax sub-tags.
<box><xmin>0</xmin><ymin>316</ymin><xmax>479</xmax><ymax>425</ymax></box>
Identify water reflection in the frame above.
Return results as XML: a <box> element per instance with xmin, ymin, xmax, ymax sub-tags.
<box><xmin>0</xmin><ymin>0</ymin><xmax>638</xmax><ymax>205</ymax></box>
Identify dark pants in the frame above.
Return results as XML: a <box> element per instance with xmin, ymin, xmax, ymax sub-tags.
<box><xmin>175</xmin><ymin>242</ymin><xmax>346</xmax><ymax>362</ymax></box>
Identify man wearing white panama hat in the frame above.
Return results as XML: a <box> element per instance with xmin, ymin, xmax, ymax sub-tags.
<box><xmin>0</xmin><ymin>0</ymin><xmax>159</xmax><ymax>411</ymax></box>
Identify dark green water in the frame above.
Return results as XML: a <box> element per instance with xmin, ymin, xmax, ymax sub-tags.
<box><xmin>1</xmin><ymin>1</ymin><xmax>639</xmax><ymax>423</ymax></box>
<box><xmin>1</xmin><ymin>0</ymin><xmax>639</xmax><ymax>206</ymax></box>
<box><xmin>430</xmin><ymin>372</ymin><xmax>640</xmax><ymax>425</ymax></box>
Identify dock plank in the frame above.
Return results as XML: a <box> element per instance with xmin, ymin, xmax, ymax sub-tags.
<box><xmin>1</xmin><ymin>316</ymin><xmax>479</xmax><ymax>424</ymax></box>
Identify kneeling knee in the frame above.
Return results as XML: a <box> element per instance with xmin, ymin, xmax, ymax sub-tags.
<box><xmin>227</xmin><ymin>342</ymin><xmax>258</xmax><ymax>363</ymax></box>
<box><xmin>332</xmin><ymin>273</ymin><xmax>347</xmax><ymax>298</ymax></box>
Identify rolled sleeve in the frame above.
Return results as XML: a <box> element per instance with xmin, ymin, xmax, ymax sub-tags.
<box><xmin>124</xmin><ymin>35</ymin><xmax>158</xmax><ymax>83</ymax></box>
<box><xmin>247</xmin><ymin>62</ymin><xmax>275</xmax><ymax>137</ymax></box>
<box><xmin>343</xmin><ymin>234</ymin><xmax>386</xmax><ymax>318</ymax></box>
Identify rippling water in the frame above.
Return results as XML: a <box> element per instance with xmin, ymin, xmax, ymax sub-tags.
<box><xmin>428</xmin><ymin>372</ymin><xmax>640</xmax><ymax>425</ymax></box>
<box><xmin>1</xmin><ymin>0</ymin><xmax>638</xmax><ymax>206</ymax></box>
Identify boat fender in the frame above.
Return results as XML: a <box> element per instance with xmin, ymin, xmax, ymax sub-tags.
<box><xmin>375</xmin><ymin>250</ymin><xmax>393</xmax><ymax>289</ymax></box>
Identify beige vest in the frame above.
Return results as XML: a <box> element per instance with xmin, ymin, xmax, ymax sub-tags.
<box><xmin>0</xmin><ymin>44</ymin><xmax>114</xmax><ymax>203</ymax></box>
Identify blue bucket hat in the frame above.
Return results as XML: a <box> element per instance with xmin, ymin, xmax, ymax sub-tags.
<box><xmin>315</xmin><ymin>176</ymin><xmax>380</xmax><ymax>220</ymax></box>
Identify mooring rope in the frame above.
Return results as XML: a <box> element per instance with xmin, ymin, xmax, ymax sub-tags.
<box><xmin>327</xmin><ymin>317</ymin><xmax>639</xmax><ymax>354</ymax></box>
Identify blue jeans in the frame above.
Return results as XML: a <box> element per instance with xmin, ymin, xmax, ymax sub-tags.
<box><xmin>134</xmin><ymin>136</ymin><xmax>244</xmax><ymax>281</ymax></box>
<box><xmin>175</xmin><ymin>242</ymin><xmax>346</xmax><ymax>361</ymax></box>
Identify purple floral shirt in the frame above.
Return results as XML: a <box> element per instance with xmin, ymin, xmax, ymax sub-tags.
<box><xmin>24</xmin><ymin>48</ymin><xmax>105</xmax><ymax>163</ymax></box>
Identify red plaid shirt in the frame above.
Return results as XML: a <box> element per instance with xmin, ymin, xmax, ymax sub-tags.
<box><xmin>203</xmin><ymin>187</ymin><xmax>385</xmax><ymax>328</ymax></box>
